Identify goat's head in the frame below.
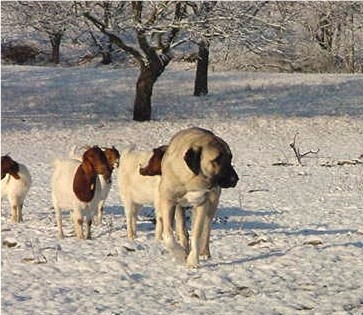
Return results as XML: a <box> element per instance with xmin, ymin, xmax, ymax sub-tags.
<box><xmin>103</xmin><ymin>146</ymin><xmax>120</xmax><ymax>169</ymax></box>
<box><xmin>82</xmin><ymin>146</ymin><xmax>112</xmax><ymax>181</ymax></box>
<box><xmin>139</xmin><ymin>145</ymin><xmax>168</xmax><ymax>176</ymax></box>
<box><xmin>1</xmin><ymin>155</ymin><xmax>20</xmax><ymax>180</ymax></box>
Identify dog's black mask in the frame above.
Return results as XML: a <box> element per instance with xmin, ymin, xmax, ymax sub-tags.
<box><xmin>184</xmin><ymin>147</ymin><xmax>239</xmax><ymax>188</ymax></box>
<box><xmin>215</xmin><ymin>165</ymin><xmax>239</xmax><ymax>188</ymax></box>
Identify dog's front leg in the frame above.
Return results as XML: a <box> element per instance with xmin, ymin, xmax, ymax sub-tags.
<box><xmin>200</xmin><ymin>188</ymin><xmax>220</xmax><ymax>259</ymax></box>
<box><xmin>160</xmin><ymin>199</ymin><xmax>186</xmax><ymax>261</ymax></box>
<box><xmin>160</xmin><ymin>198</ymin><xmax>177</xmax><ymax>248</ymax></box>
<box><xmin>175</xmin><ymin>205</ymin><xmax>189</xmax><ymax>253</ymax></box>
<box><xmin>187</xmin><ymin>205</ymin><xmax>206</xmax><ymax>268</ymax></box>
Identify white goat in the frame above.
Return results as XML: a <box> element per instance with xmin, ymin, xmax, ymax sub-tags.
<box><xmin>117</xmin><ymin>145</ymin><xmax>186</xmax><ymax>242</ymax></box>
<box><xmin>117</xmin><ymin>147</ymin><xmax>161</xmax><ymax>240</ymax></box>
<box><xmin>1</xmin><ymin>155</ymin><xmax>32</xmax><ymax>223</ymax></box>
<box><xmin>69</xmin><ymin>145</ymin><xmax>120</xmax><ymax>224</ymax></box>
<box><xmin>52</xmin><ymin>146</ymin><xmax>111</xmax><ymax>239</ymax></box>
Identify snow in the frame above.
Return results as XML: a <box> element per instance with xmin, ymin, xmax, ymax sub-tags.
<box><xmin>1</xmin><ymin>65</ymin><xmax>363</xmax><ymax>315</ymax></box>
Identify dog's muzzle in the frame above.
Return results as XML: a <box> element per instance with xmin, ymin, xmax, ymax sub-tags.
<box><xmin>217</xmin><ymin>167</ymin><xmax>239</xmax><ymax>188</ymax></box>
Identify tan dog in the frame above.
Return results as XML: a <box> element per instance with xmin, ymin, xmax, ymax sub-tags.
<box><xmin>158</xmin><ymin>127</ymin><xmax>239</xmax><ymax>268</ymax></box>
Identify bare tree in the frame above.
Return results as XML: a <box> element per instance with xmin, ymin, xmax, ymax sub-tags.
<box><xmin>194</xmin><ymin>38</ymin><xmax>210</xmax><ymax>96</ymax></box>
<box><xmin>186</xmin><ymin>2</ymin><xmax>217</xmax><ymax>96</ymax></box>
<box><xmin>164</xmin><ymin>1</ymin><xmax>275</xmax><ymax>96</ymax></box>
<box><xmin>82</xmin><ymin>2</ymin><xmax>188</xmax><ymax>121</ymax></box>
<box><xmin>82</xmin><ymin>1</ymin><xmax>294</xmax><ymax>119</ymax></box>
<box><xmin>78</xmin><ymin>1</ymin><xmax>114</xmax><ymax>65</ymax></box>
<box><xmin>3</xmin><ymin>2</ymin><xmax>77</xmax><ymax>64</ymax></box>
<box><xmin>196</xmin><ymin>2</ymin><xmax>274</xmax><ymax>95</ymax></box>
<box><xmin>291</xmin><ymin>1</ymin><xmax>363</xmax><ymax>73</ymax></box>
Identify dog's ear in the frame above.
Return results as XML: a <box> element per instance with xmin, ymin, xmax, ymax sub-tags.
<box><xmin>184</xmin><ymin>147</ymin><xmax>201</xmax><ymax>175</ymax></box>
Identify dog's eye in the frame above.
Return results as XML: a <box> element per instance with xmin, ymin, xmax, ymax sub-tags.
<box><xmin>212</xmin><ymin>154</ymin><xmax>223</xmax><ymax>164</ymax></box>
<box><xmin>213</xmin><ymin>153</ymin><xmax>233</xmax><ymax>165</ymax></box>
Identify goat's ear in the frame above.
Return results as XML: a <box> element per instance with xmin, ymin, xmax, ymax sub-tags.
<box><xmin>184</xmin><ymin>147</ymin><xmax>201</xmax><ymax>175</ymax></box>
<box><xmin>82</xmin><ymin>157</ymin><xmax>95</xmax><ymax>175</ymax></box>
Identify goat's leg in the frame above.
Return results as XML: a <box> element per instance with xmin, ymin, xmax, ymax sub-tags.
<box><xmin>155</xmin><ymin>212</ymin><xmax>163</xmax><ymax>241</ymax></box>
<box><xmin>97</xmin><ymin>204</ymin><xmax>104</xmax><ymax>225</ymax></box>
<box><xmin>54</xmin><ymin>205</ymin><xmax>64</xmax><ymax>239</ymax></box>
<box><xmin>85</xmin><ymin>211</ymin><xmax>93</xmax><ymax>240</ymax></box>
<box><xmin>154</xmin><ymin>196</ymin><xmax>163</xmax><ymax>241</ymax></box>
<box><xmin>125</xmin><ymin>201</ymin><xmax>140</xmax><ymax>240</ymax></box>
<box><xmin>72</xmin><ymin>208</ymin><xmax>85</xmax><ymax>239</ymax></box>
<box><xmin>17</xmin><ymin>204</ymin><xmax>24</xmax><ymax>223</ymax></box>
<box><xmin>10</xmin><ymin>204</ymin><xmax>18</xmax><ymax>223</ymax></box>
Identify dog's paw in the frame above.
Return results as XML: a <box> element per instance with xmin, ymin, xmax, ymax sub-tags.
<box><xmin>200</xmin><ymin>254</ymin><xmax>211</xmax><ymax>261</ymax></box>
<box><xmin>170</xmin><ymin>246</ymin><xmax>187</xmax><ymax>263</ymax></box>
<box><xmin>186</xmin><ymin>253</ymin><xmax>199</xmax><ymax>269</ymax></box>
<box><xmin>163</xmin><ymin>235</ymin><xmax>187</xmax><ymax>262</ymax></box>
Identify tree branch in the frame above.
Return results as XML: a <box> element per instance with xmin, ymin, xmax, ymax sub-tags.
<box><xmin>290</xmin><ymin>133</ymin><xmax>319</xmax><ymax>165</ymax></box>
<box><xmin>83</xmin><ymin>11</ymin><xmax>145</xmax><ymax>66</ymax></box>
<box><xmin>161</xmin><ymin>2</ymin><xmax>184</xmax><ymax>53</ymax></box>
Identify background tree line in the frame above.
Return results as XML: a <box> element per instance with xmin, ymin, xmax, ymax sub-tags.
<box><xmin>2</xmin><ymin>1</ymin><xmax>363</xmax><ymax>121</ymax></box>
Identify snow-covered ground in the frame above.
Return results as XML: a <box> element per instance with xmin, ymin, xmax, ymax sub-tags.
<box><xmin>1</xmin><ymin>65</ymin><xmax>363</xmax><ymax>315</ymax></box>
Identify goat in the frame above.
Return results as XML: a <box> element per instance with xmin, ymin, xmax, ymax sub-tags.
<box><xmin>1</xmin><ymin>155</ymin><xmax>32</xmax><ymax>223</ymax></box>
<box><xmin>69</xmin><ymin>145</ymin><xmax>120</xmax><ymax>224</ymax></box>
<box><xmin>117</xmin><ymin>146</ymin><xmax>167</xmax><ymax>240</ymax></box>
<box><xmin>119</xmin><ymin>145</ymin><xmax>190</xmax><ymax>252</ymax></box>
<box><xmin>52</xmin><ymin>146</ymin><xmax>111</xmax><ymax>239</ymax></box>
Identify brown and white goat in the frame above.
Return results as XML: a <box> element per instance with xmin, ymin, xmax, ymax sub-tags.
<box><xmin>117</xmin><ymin>145</ymin><xmax>188</xmax><ymax>250</ymax></box>
<box><xmin>51</xmin><ymin>146</ymin><xmax>111</xmax><ymax>239</ymax></box>
<box><xmin>1</xmin><ymin>155</ymin><xmax>32</xmax><ymax>223</ymax></box>
<box><xmin>69</xmin><ymin>145</ymin><xmax>120</xmax><ymax>224</ymax></box>
<box><xmin>117</xmin><ymin>145</ymin><xmax>168</xmax><ymax>240</ymax></box>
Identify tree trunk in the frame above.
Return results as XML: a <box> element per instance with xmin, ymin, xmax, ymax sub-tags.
<box><xmin>101</xmin><ymin>42</ymin><xmax>112</xmax><ymax>65</ymax></box>
<box><xmin>50</xmin><ymin>33</ymin><xmax>62</xmax><ymax>64</ymax></box>
<box><xmin>102</xmin><ymin>51</ymin><xmax>112</xmax><ymax>65</ymax></box>
<box><xmin>133</xmin><ymin>67</ymin><xmax>155</xmax><ymax>121</ymax></box>
<box><xmin>194</xmin><ymin>40</ymin><xmax>209</xmax><ymax>96</ymax></box>
<box><xmin>315</xmin><ymin>13</ymin><xmax>333</xmax><ymax>51</ymax></box>
<box><xmin>101</xmin><ymin>3</ymin><xmax>112</xmax><ymax>65</ymax></box>
<box><xmin>133</xmin><ymin>54</ymin><xmax>171</xmax><ymax>121</ymax></box>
